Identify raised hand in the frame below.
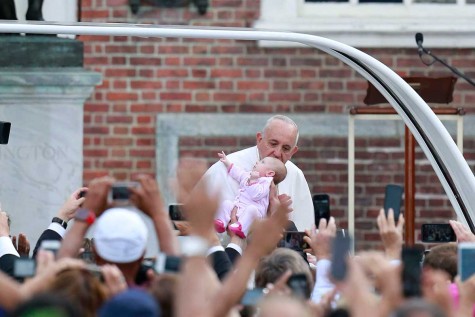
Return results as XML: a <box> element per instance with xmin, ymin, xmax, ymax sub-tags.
<box><xmin>175</xmin><ymin>157</ymin><xmax>218</xmax><ymax>238</ymax></box>
<box><xmin>0</xmin><ymin>211</ymin><xmax>9</xmax><ymax>237</ymax></box>
<box><xmin>304</xmin><ymin>217</ymin><xmax>336</xmax><ymax>260</ymax></box>
<box><xmin>218</xmin><ymin>151</ymin><xmax>231</xmax><ymax>169</ymax></box>
<box><xmin>82</xmin><ymin>176</ymin><xmax>114</xmax><ymax>217</ymax></box>
<box><xmin>450</xmin><ymin>220</ymin><xmax>475</xmax><ymax>243</ymax></box>
<box><xmin>57</xmin><ymin>187</ymin><xmax>88</xmax><ymax>221</ymax></box>
<box><xmin>377</xmin><ymin>208</ymin><xmax>404</xmax><ymax>260</ymax></box>
<box><xmin>130</xmin><ymin>175</ymin><xmax>165</xmax><ymax>219</ymax></box>
<box><xmin>12</xmin><ymin>233</ymin><xmax>30</xmax><ymax>257</ymax></box>
<box><xmin>130</xmin><ymin>174</ymin><xmax>179</xmax><ymax>255</ymax></box>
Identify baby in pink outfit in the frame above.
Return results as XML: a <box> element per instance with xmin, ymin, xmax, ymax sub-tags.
<box><xmin>214</xmin><ymin>151</ymin><xmax>287</xmax><ymax>238</ymax></box>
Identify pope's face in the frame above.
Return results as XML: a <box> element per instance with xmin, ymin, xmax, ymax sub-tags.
<box><xmin>256</xmin><ymin>120</ymin><xmax>298</xmax><ymax>164</ymax></box>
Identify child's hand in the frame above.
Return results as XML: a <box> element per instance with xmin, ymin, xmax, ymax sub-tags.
<box><xmin>218</xmin><ymin>151</ymin><xmax>227</xmax><ymax>162</ymax></box>
<box><xmin>218</xmin><ymin>151</ymin><xmax>231</xmax><ymax>168</ymax></box>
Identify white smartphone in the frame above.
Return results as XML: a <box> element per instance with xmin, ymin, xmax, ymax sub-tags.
<box><xmin>458</xmin><ymin>242</ymin><xmax>475</xmax><ymax>281</ymax></box>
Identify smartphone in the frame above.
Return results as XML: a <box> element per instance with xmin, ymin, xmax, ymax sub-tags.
<box><xmin>421</xmin><ymin>224</ymin><xmax>456</xmax><ymax>243</ymax></box>
<box><xmin>287</xmin><ymin>273</ymin><xmax>309</xmax><ymax>299</ymax></box>
<box><xmin>458</xmin><ymin>243</ymin><xmax>475</xmax><ymax>281</ymax></box>
<box><xmin>401</xmin><ymin>246</ymin><xmax>423</xmax><ymax>298</ymax></box>
<box><xmin>0</xmin><ymin>121</ymin><xmax>11</xmax><ymax>145</ymax></box>
<box><xmin>240</xmin><ymin>288</ymin><xmax>265</xmax><ymax>307</ymax></box>
<box><xmin>155</xmin><ymin>253</ymin><xmax>181</xmax><ymax>274</ymax></box>
<box><xmin>277</xmin><ymin>231</ymin><xmax>309</xmax><ymax>250</ymax></box>
<box><xmin>40</xmin><ymin>240</ymin><xmax>61</xmax><ymax>258</ymax></box>
<box><xmin>168</xmin><ymin>204</ymin><xmax>185</xmax><ymax>221</ymax></box>
<box><xmin>331</xmin><ymin>234</ymin><xmax>351</xmax><ymax>281</ymax></box>
<box><xmin>313</xmin><ymin>194</ymin><xmax>330</xmax><ymax>226</ymax></box>
<box><xmin>110</xmin><ymin>182</ymin><xmax>139</xmax><ymax>203</ymax></box>
<box><xmin>384</xmin><ymin>184</ymin><xmax>404</xmax><ymax>223</ymax></box>
<box><xmin>13</xmin><ymin>258</ymin><xmax>36</xmax><ymax>278</ymax></box>
<box><xmin>79</xmin><ymin>250</ymin><xmax>96</xmax><ymax>264</ymax></box>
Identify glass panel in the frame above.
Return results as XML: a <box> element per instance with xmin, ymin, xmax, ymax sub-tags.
<box><xmin>467</xmin><ymin>0</ymin><xmax>475</xmax><ymax>4</ymax></box>
<box><xmin>359</xmin><ymin>0</ymin><xmax>402</xmax><ymax>3</ymax></box>
<box><xmin>305</xmin><ymin>0</ymin><xmax>349</xmax><ymax>2</ymax></box>
<box><xmin>413</xmin><ymin>0</ymin><xmax>455</xmax><ymax>3</ymax></box>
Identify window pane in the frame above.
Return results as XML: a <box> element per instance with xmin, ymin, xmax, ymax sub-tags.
<box><xmin>467</xmin><ymin>0</ymin><xmax>475</xmax><ymax>3</ymax></box>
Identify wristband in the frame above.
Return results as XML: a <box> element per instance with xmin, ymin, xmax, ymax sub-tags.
<box><xmin>52</xmin><ymin>217</ymin><xmax>67</xmax><ymax>229</ymax></box>
<box><xmin>75</xmin><ymin>208</ymin><xmax>96</xmax><ymax>225</ymax></box>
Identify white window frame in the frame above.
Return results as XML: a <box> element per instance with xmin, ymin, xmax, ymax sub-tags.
<box><xmin>253</xmin><ymin>0</ymin><xmax>475</xmax><ymax>48</ymax></box>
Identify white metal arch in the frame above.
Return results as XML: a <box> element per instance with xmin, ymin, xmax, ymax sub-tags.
<box><xmin>1</xmin><ymin>21</ymin><xmax>473</xmax><ymax>231</ymax></box>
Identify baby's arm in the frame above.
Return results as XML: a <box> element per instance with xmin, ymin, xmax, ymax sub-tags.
<box><xmin>218</xmin><ymin>151</ymin><xmax>232</xmax><ymax>170</ymax></box>
<box><xmin>248</xmin><ymin>171</ymin><xmax>260</xmax><ymax>185</ymax></box>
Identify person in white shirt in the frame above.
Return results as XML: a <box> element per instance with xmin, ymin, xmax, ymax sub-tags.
<box><xmin>201</xmin><ymin>114</ymin><xmax>314</xmax><ymax>231</ymax></box>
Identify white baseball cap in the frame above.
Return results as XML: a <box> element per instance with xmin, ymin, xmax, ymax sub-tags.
<box><xmin>93</xmin><ymin>208</ymin><xmax>148</xmax><ymax>263</ymax></box>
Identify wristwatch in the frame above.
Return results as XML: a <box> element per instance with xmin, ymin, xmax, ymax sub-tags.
<box><xmin>51</xmin><ymin>217</ymin><xmax>67</xmax><ymax>229</ymax></box>
<box><xmin>75</xmin><ymin>208</ymin><xmax>96</xmax><ymax>225</ymax></box>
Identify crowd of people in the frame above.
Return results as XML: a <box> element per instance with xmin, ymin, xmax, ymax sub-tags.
<box><xmin>0</xmin><ymin>114</ymin><xmax>475</xmax><ymax>317</ymax></box>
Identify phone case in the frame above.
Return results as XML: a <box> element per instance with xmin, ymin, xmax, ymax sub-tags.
<box><xmin>384</xmin><ymin>184</ymin><xmax>404</xmax><ymax>222</ymax></box>
<box><xmin>331</xmin><ymin>235</ymin><xmax>351</xmax><ymax>281</ymax></box>
<box><xmin>313</xmin><ymin>193</ymin><xmax>330</xmax><ymax>226</ymax></box>
<box><xmin>458</xmin><ymin>243</ymin><xmax>475</xmax><ymax>281</ymax></box>
<box><xmin>421</xmin><ymin>223</ymin><xmax>456</xmax><ymax>243</ymax></box>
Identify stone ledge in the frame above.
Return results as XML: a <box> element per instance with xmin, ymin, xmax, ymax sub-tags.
<box><xmin>0</xmin><ymin>35</ymin><xmax>83</xmax><ymax>67</ymax></box>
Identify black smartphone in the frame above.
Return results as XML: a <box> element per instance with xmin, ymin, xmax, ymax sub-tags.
<box><xmin>277</xmin><ymin>231</ymin><xmax>309</xmax><ymax>250</ymax></box>
<box><xmin>287</xmin><ymin>273</ymin><xmax>309</xmax><ymax>299</ymax></box>
<box><xmin>168</xmin><ymin>204</ymin><xmax>185</xmax><ymax>221</ymax></box>
<box><xmin>110</xmin><ymin>182</ymin><xmax>139</xmax><ymax>202</ymax></box>
<box><xmin>458</xmin><ymin>243</ymin><xmax>475</xmax><ymax>282</ymax></box>
<box><xmin>0</xmin><ymin>121</ymin><xmax>11</xmax><ymax>145</ymax></box>
<box><xmin>401</xmin><ymin>246</ymin><xmax>424</xmax><ymax>298</ymax></box>
<box><xmin>421</xmin><ymin>224</ymin><xmax>456</xmax><ymax>243</ymax></box>
<box><xmin>331</xmin><ymin>234</ymin><xmax>351</xmax><ymax>281</ymax></box>
<box><xmin>384</xmin><ymin>184</ymin><xmax>404</xmax><ymax>222</ymax></box>
<box><xmin>13</xmin><ymin>258</ymin><xmax>36</xmax><ymax>278</ymax></box>
<box><xmin>313</xmin><ymin>194</ymin><xmax>330</xmax><ymax>226</ymax></box>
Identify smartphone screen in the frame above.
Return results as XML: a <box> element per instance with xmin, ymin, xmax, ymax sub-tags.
<box><xmin>241</xmin><ymin>288</ymin><xmax>265</xmax><ymax>307</ymax></box>
<box><xmin>168</xmin><ymin>204</ymin><xmax>185</xmax><ymax>221</ymax></box>
<box><xmin>110</xmin><ymin>182</ymin><xmax>139</xmax><ymax>202</ymax></box>
<box><xmin>331</xmin><ymin>234</ymin><xmax>351</xmax><ymax>281</ymax></box>
<box><xmin>458</xmin><ymin>243</ymin><xmax>475</xmax><ymax>281</ymax></box>
<box><xmin>13</xmin><ymin>258</ymin><xmax>36</xmax><ymax>278</ymax></box>
<box><xmin>402</xmin><ymin>247</ymin><xmax>423</xmax><ymax>298</ymax></box>
<box><xmin>384</xmin><ymin>184</ymin><xmax>404</xmax><ymax>222</ymax></box>
<box><xmin>40</xmin><ymin>240</ymin><xmax>61</xmax><ymax>258</ymax></box>
<box><xmin>277</xmin><ymin>231</ymin><xmax>309</xmax><ymax>250</ymax></box>
<box><xmin>313</xmin><ymin>194</ymin><xmax>330</xmax><ymax>226</ymax></box>
<box><xmin>287</xmin><ymin>273</ymin><xmax>309</xmax><ymax>299</ymax></box>
<box><xmin>421</xmin><ymin>224</ymin><xmax>456</xmax><ymax>243</ymax></box>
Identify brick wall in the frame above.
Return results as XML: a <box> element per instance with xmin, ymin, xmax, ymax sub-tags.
<box><xmin>80</xmin><ymin>0</ymin><xmax>475</xmax><ymax>249</ymax></box>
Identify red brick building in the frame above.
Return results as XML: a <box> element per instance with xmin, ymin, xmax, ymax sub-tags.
<box><xmin>79</xmin><ymin>0</ymin><xmax>475</xmax><ymax>249</ymax></box>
